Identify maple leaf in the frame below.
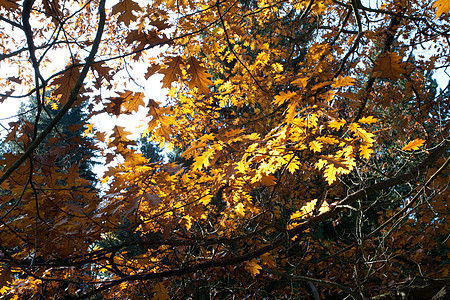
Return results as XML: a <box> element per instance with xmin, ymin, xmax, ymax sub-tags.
<box><xmin>373</xmin><ymin>52</ymin><xmax>405</xmax><ymax>81</ymax></box>
<box><xmin>159</xmin><ymin>56</ymin><xmax>183</xmax><ymax>88</ymax></box>
<box><xmin>152</xmin><ymin>282</ymin><xmax>170</xmax><ymax>300</ymax></box>
<box><xmin>111</xmin><ymin>0</ymin><xmax>142</xmax><ymax>25</ymax></box>
<box><xmin>402</xmin><ymin>139</ymin><xmax>426</xmax><ymax>151</ymax></box>
<box><xmin>433</xmin><ymin>0</ymin><xmax>450</xmax><ymax>18</ymax></box>
<box><xmin>187</xmin><ymin>57</ymin><xmax>213</xmax><ymax>94</ymax></box>
<box><xmin>286</xmin><ymin>159</ymin><xmax>300</xmax><ymax>174</ymax></box>
<box><xmin>245</xmin><ymin>259</ymin><xmax>262</xmax><ymax>276</ymax></box>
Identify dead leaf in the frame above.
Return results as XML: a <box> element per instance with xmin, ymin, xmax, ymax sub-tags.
<box><xmin>373</xmin><ymin>52</ymin><xmax>405</xmax><ymax>81</ymax></box>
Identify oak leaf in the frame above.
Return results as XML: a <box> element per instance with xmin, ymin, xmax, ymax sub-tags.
<box><xmin>43</xmin><ymin>0</ymin><xmax>62</xmax><ymax>24</ymax></box>
<box><xmin>0</xmin><ymin>0</ymin><xmax>18</xmax><ymax>10</ymax></box>
<box><xmin>119</xmin><ymin>91</ymin><xmax>145</xmax><ymax>113</ymax></box>
<box><xmin>160</xmin><ymin>56</ymin><xmax>183</xmax><ymax>88</ymax></box>
<box><xmin>111</xmin><ymin>0</ymin><xmax>142</xmax><ymax>25</ymax></box>
<box><xmin>433</xmin><ymin>0</ymin><xmax>450</xmax><ymax>18</ymax></box>
<box><xmin>152</xmin><ymin>282</ymin><xmax>170</xmax><ymax>300</ymax></box>
<box><xmin>52</xmin><ymin>66</ymin><xmax>81</xmax><ymax>105</ymax></box>
<box><xmin>187</xmin><ymin>57</ymin><xmax>213</xmax><ymax>94</ymax></box>
<box><xmin>359</xmin><ymin>116</ymin><xmax>378</xmax><ymax>124</ymax></box>
<box><xmin>245</xmin><ymin>259</ymin><xmax>262</xmax><ymax>276</ymax></box>
<box><xmin>373</xmin><ymin>52</ymin><xmax>405</xmax><ymax>80</ymax></box>
<box><xmin>402</xmin><ymin>139</ymin><xmax>426</xmax><ymax>151</ymax></box>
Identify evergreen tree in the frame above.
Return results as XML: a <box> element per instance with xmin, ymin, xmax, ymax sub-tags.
<box><xmin>18</xmin><ymin>95</ymin><xmax>99</xmax><ymax>184</ymax></box>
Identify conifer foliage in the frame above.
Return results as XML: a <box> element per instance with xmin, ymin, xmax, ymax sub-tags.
<box><xmin>0</xmin><ymin>0</ymin><xmax>448</xmax><ymax>298</ymax></box>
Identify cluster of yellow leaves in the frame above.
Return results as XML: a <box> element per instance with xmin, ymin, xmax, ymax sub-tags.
<box><xmin>288</xmin><ymin>199</ymin><xmax>330</xmax><ymax>229</ymax></box>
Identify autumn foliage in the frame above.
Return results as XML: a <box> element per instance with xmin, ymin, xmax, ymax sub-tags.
<box><xmin>0</xmin><ymin>0</ymin><xmax>449</xmax><ymax>299</ymax></box>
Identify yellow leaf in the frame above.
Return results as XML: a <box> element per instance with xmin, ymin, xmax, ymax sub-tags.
<box><xmin>274</xmin><ymin>91</ymin><xmax>296</xmax><ymax>106</ymax></box>
<box><xmin>192</xmin><ymin>146</ymin><xmax>219</xmax><ymax>170</ymax></box>
<box><xmin>329</xmin><ymin>119</ymin><xmax>346</xmax><ymax>130</ymax></box>
<box><xmin>332</xmin><ymin>76</ymin><xmax>355</xmax><ymax>88</ymax></box>
<box><xmin>100</xmin><ymin>176</ymin><xmax>109</xmax><ymax>185</ymax></box>
<box><xmin>433</xmin><ymin>0</ymin><xmax>450</xmax><ymax>18</ymax></box>
<box><xmin>245</xmin><ymin>259</ymin><xmax>262</xmax><ymax>276</ymax></box>
<box><xmin>183</xmin><ymin>215</ymin><xmax>193</xmax><ymax>231</ymax></box>
<box><xmin>83</xmin><ymin>123</ymin><xmax>94</xmax><ymax>137</ymax></box>
<box><xmin>360</xmin><ymin>144</ymin><xmax>373</xmax><ymax>159</ymax></box>
<box><xmin>350</xmin><ymin>123</ymin><xmax>375</xmax><ymax>144</ymax></box>
<box><xmin>402</xmin><ymin>139</ymin><xmax>426</xmax><ymax>151</ymax></box>
<box><xmin>309</xmin><ymin>141</ymin><xmax>323</xmax><ymax>153</ymax></box>
<box><xmin>292</xmin><ymin>77</ymin><xmax>308</xmax><ymax>88</ymax></box>
<box><xmin>152</xmin><ymin>282</ymin><xmax>170</xmax><ymax>300</ymax></box>
<box><xmin>286</xmin><ymin>159</ymin><xmax>300</xmax><ymax>174</ymax></box>
<box><xmin>359</xmin><ymin>116</ymin><xmax>378</xmax><ymax>124</ymax></box>
<box><xmin>235</xmin><ymin>202</ymin><xmax>245</xmax><ymax>217</ymax></box>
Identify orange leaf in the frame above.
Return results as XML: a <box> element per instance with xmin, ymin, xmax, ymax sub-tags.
<box><xmin>245</xmin><ymin>259</ymin><xmax>262</xmax><ymax>276</ymax></box>
<box><xmin>160</xmin><ymin>56</ymin><xmax>183</xmax><ymax>88</ymax></box>
<box><xmin>433</xmin><ymin>0</ymin><xmax>450</xmax><ymax>18</ymax></box>
<box><xmin>119</xmin><ymin>90</ymin><xmax>145</xmax><ymax>113</ymax></box>
<box><xmin>187</xmin><ymin>57</ymin><xmax>213</xmax><ymax>94</ymax></box>
<box><xmin>402</xmin><ymin>139</ymin><xmax>426</xmax><ymax>151</ymax></box>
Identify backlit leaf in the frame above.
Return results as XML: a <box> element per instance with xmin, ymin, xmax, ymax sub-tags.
<box><xmin>245</xmin><ymin>259</ymin><xmax>262</xmax><ymax>276</ymax></box>
<box><xmin>160</xmin><ymin>56</ymin><xmax>183</xmax><ymax>88</ymax></box>
<box><xmin>112</xmin><ymin>0</ymin><xmax>142</xmax><ymax>25</ymax></box>
<box><xmin>187</xmin><ymin>57</ymin><xmax>213</xmax><ymax>94</ymax></box>
<box><xmin>433</xmin><ymin>0</ymin><xmax>450</xmax><ymax>18</ymax></box>
<box><xmin>373</xmin><ymin>52</ymin><xmax>405</xmax><ymax>81</ymax></box>
<box><xmin>402</xmin><ymin>139</ymin><xmax>426</xmax><ymax>151</ymax></box>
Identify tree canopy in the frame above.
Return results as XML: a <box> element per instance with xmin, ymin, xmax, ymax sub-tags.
<box><xmin>0</xmin><ymin>0</ymin><xmax>448</xmax><ymax>299</ymax></box>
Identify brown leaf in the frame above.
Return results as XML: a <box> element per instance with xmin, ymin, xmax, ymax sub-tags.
<box><xmin>187</xmin><ymin>57</ymin><xmax>213</xmax><ymax>94</ymax></box>
<box><xmin>111</xmin><ymin>0</ymin><xmax>142</xmax><ymax>26</ymax></box>
<box><xmin>52</xmin><ymin>66</ymin><xmax>81</xmax><ymax>105</ymax></box>
<box><xmin>159</xmin><ymin>56</ymin><xmax>183</xmax><ymax>88</ymax></box>
<box><xmin>373</xmin><ymin>52</ymin><xmax>405</xmax><ymax>80</ymax></box>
